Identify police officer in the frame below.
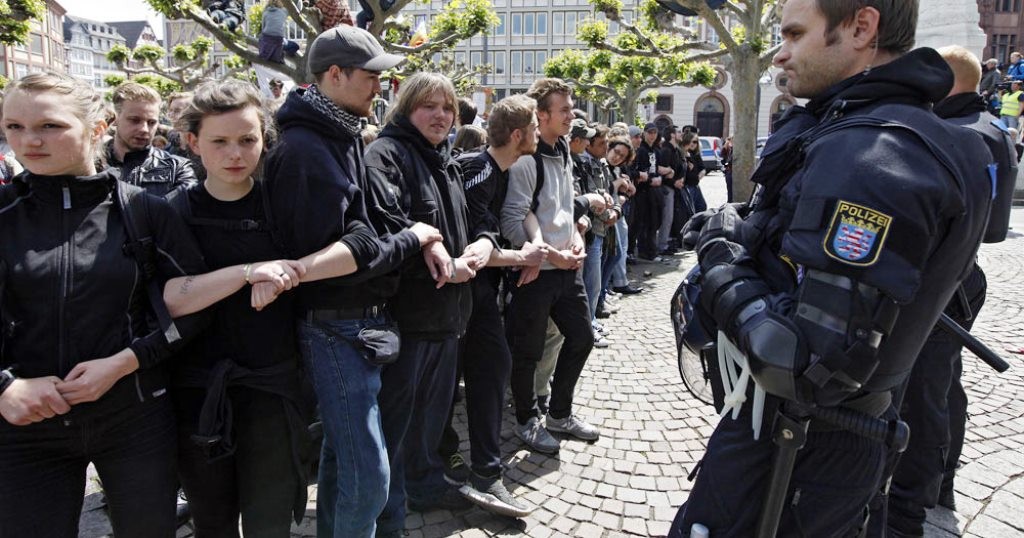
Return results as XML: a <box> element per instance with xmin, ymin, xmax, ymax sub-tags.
<box><xmin>669</xmin><ymin>1</ymin><xmax>994</xmax><ymax>536</ymax></box>
<box><xmin>885</xmin><ymin>45</ymin><xmax>1017</xmax><ymax>537</ymax></box>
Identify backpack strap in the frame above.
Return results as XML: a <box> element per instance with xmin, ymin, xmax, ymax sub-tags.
<box><xmin>115</xmin><ymin>180</ymin><xmax>181</xmax><ymax>344</ymax></box>
<box><xmin>531</xmin><ymin>152</ymin><xmax>546</xmax><ymax>213</ymax></box>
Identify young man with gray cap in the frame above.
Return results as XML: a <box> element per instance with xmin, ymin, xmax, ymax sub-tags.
<box><xmin>264</xmin><ymin>25</ymin><xmax>442</xmax><ymax>538</ymax></box>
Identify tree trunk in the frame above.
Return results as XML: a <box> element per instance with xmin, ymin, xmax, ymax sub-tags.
<box><xmin>729</xmin><ymin>45</ymin><xmax>761</xmax><ymax>203</ymax></box>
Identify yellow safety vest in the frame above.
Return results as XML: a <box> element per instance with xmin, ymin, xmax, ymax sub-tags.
<box><xmin>1001</xmin><ymin>91</ymin><xmax>1022</xmax><ymax>117</ymax></box>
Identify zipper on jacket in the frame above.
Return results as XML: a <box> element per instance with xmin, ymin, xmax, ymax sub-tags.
<box><xmin>57</xmin><ymin>181</ymin><xmax>72</xmax><ymax>374</ymax></box>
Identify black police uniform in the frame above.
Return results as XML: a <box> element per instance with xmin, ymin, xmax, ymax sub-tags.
<box><xmin>886</xmin><ymin>92</ymin><xmax>1017</xmax><ymax>536</ymax></box>
<box><xmin>669</xmin><ymin>49</ymin><xmax>995</xmax><ymax>537</ymax></box>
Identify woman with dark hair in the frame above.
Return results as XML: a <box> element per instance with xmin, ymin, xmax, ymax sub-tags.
<box><xmin>452</xmin><ymin>124</ymin><xmax>488</xmax><ymax>153</ymax></box>
<box><xmin>171</xmin><ymin>78</ymin><xmax>375</xmax><ymax>537</ymax></box>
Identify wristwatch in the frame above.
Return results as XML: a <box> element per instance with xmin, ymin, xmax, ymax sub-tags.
<box><xmin>0</xmin><ymin>368</ymin><xmax>16</xmax><ymax>398</ymax></box>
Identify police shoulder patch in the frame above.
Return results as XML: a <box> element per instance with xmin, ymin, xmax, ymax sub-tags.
<box><xmin>823</xmin><ymin>200</ymin><xmax>892</xmax><ymax>266</ymax></box>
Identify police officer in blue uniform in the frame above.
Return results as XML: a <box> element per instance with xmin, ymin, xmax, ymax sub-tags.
<box><xmin>668</xmin><ymin>1</ymin><xmax>995</xmax><ymax>536</ymax></box>
<box><xmin>885</xmin><ymin>45</ymin><xmax>1017</xmax><ymax>537</ymax></box>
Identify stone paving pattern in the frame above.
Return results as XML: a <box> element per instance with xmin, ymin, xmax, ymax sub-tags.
<box><xmin>79</xmin><ymin>176</ymin><xmax>1024</xmax><ymax>537</ymax></box>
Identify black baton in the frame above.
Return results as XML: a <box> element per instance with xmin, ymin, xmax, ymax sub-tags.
<box><xmin>937</xmin><ymin>313</ymin><xmax>1010</xmax><ymax>373</ymax></box>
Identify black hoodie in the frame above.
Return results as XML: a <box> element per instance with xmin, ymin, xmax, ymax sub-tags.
<box><xmin>266</xmin><ymin>87</ymin><xmax>420</xmax><ymax>310</ymax></box>
<box><xmin>363</xmin><ymin>115</ymin><xmax>472</xmax><ymax>339</ymax></box>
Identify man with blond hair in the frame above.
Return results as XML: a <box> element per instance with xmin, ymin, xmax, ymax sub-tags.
<box><xmin>885</xmin><ymin>44</ymin><xmax>1016</xmax><ymax>537</ymax></box>
<box><xmin>105</xmin><ymin>82</ymin><xmax>196</xmax><ymax>196</ymax></box>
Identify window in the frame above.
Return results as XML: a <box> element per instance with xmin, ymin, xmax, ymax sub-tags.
<box><xmin>30</xmin><ymin>33</ymin><xmax>44</xmax><ymax>54</ymax></box>
<box><xmin>655</xmin><ymin>95</ymin><xmax>672</xmax><ymax>113</ymax></box>
<box><xmin>455</xmin><ymin>51</ymin><xmax>466</xmax><ymax>66</ymax></box>
<box><xmin>495</xmin><ymin>14</ymin><xmax>506</xmax><ymax>36</ymax></box>
<box><xmin>524</xmin><ymin>13</ymin><xmax>534</xmax><ymax>35</ymax></box>
<box><xmin>15</xmin><ymin>63</ymin><xmax>28</xmax><ymax>80</ymax></box>
<box><xmin>523</xmin><ymin>51</ymin><xmax>534</xmax><ymax>74</ymax></box>
<box><xmin>999</xmin><ymin>0</ymin><xmax>1022</xmax><ymax>11</ymax></box>
<box><xmin>494</xmin><ymin>51</ymin><xmax>506</xmax><ymax>74</ymax></box>
<box><xmin>95</xmin><ymin>74</ymin><xmax>104</xmax><ymax>87</ymax></box>
<box><xmin>511</xmin><ymin>50</ymin><xmax>522</xmax><ymax>74</ymax></box>
<box><xmin>993</xmin><ymin>34</ymin><xmax>1018</xmax><ymax>65</ymax></box>
<box><xmin>553</xmin><ymin>12</ymin><xmax>564</xmax><ymax>35</ymax></box>
<box><xmin>536</xmin><ymin>50</ymin><xmax>547</xmax><ymax>71</ymax></box>
<box><xmin>566</xmin><ymin>12</ymin><xmax>577</xmax><ymax>36</ymax></box>
<box><xmin>537</xmin><ymin>12</ymin><xmax>547</xmax><ymax>35</ymax></box>
<box><xmin>512</xmin><ymin>13</ymin><xmax>522</xmax><ymax>35</ymax></box>
<box><xmin>471</xmin><ymin>51</ymin><xmax>482</xmax><ymax>67</ymax></box>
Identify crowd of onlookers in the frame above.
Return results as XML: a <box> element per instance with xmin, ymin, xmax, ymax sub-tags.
<box><xmin>0</xmin><ymin>18</ymin><xmax>724</xmax><ymax>537</ymax></box>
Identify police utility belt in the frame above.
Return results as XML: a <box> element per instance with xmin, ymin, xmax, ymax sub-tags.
<box><xmin>804</xmin><ymin>391</ymin><xmax>892</xmax><ymax>432</ymax></box>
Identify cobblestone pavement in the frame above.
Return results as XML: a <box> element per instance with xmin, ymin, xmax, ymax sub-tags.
<box><xmin>79</xmin><ymin>174</ymin><xmax>1024</xmax><ymax>537</ymax></box>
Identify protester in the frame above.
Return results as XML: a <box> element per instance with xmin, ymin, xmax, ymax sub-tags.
<box><xmin>363</xmin><ymin>72</ymin><xmax>478</xmax><ymax>535</ymax></box>
<box><xmin>448</xmin><ymin>93</ymin><xmax>547</xmax><ymax>517</ymax></box>
<box><xmin>672</xmin><ymin>1</ymin><xmax>993</xmax><ymax>535</ymax></box>
<box><xmin>501</xmin><ymin>78</ymin><xmax>600</xmax><ymax>454</ymax></box>
<box><xmin>605</xmin><ymin>136</ymin><xmax>643</xmax><ymax>296</ymax></box>
<box><xmin>169</xmin><ymin>78</ymin><xmax>379</xmax><ymax>537</ymax></box>
<box><xmin>264</xmin><ymin>25</ymin><xmax>439</xmax><ymax>538</ymax></box>
<box><xmin>106</xmin><ymin>82</ymin><xmax>197</xmax><ymax>196</ymax></box>
<box><xmin>452</xmin><ymin>124</ymin><xmax>487</xmax><ymax>153</ymax></box>
<box><xmin>0</xmin><ymin>71</ymin><xmax>209</xmax><ymax>538</ymax></box>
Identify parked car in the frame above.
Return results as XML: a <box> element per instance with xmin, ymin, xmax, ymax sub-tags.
<box><xmin>698</xmin><ymin>136</ymin><xmax>722</xmax><ymax>171</ymax></box>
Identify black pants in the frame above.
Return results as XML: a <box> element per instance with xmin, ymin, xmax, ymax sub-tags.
<box><xmin>505</xmin><ymin>269</ymin><xmax>594</xmax><ymax>424</ymax></box>
<box><xmin>443</xmin><ymin>272</ymin><xmax>514</xmax><ymax>477</ymax></box>
<box><xmin>632</xmin><ymin>186</ymin><xmax>663</xmax><ymax>259</ymax></box>
<box><xmin>671</xmin><ymin>398</ymin><xmax>888</xmax><ymax>538</ymax></box>
<box><xmin>175</xmin><ymin>387</ymin><xmax>303</xmax><ymax>538</ymax></box>
<box><xmin>0</xmin><ymin>395</ymin><xmax>178</xmax><ymax>538</ymax></box>
<box><xmin>887</xmin><ymin>265</ymin><xmax>987</xmax><ymax>536</ymax></box>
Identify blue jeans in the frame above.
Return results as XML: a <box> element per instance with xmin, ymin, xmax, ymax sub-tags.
<box><xmin>597</xmin><ymin>227</ymin><xmax>625</xmax><ymax>309</ymax></box>
<box><xmin>611</xmin><ymin>215</ymin><xmax>629</xmax><ymax>288</ymax></box>
<box><xmin>583</xmin><ymin>234</ymin><xmax>605</xmax><ymax>321</ymax></box>
<box><xmin>297</xmin><ymin>316</ymin><xmax>390</xmax><ymax>538</ymax></box>
<box><xmin>377</xmin><ymin>337</ymin><xmax>460</xmax><ymax>535</ymax></box>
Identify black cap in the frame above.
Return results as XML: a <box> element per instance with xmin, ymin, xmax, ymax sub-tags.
<box><xmin>644</xmin><ymin>122</ymin><xmax>658</xmax><ymax>132</ymax></box>
<box><xmin>308</xmin><ymin>25</ymin><xmax>405</xmax><ymax>74</ymax></box>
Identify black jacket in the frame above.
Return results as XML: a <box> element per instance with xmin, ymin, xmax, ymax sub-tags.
<box><xmin>105</xmin><ymin>141</ymin><xmax>198</xmax><ymax>197</ymax></box>
<box><xmin>266</xmin><ymin>87</ymin><xmax>419</xmax><ymax>311</ymax></box>
<box><xmin>741</xmin><ymin>48</ymin><xmax>993</xmax><ymax>397</ymax></box>
<box><xmin>634</xmin><ymin>140</ymin><xmax>659</xmax><ymax>191</ymax></box>
<box><xmin>0</xmin><ymin>170</ymin><xmax>207</xmax><ymax>419</ymax></box>
<box><xmin>934</xmin><ymin>92</ymin><xmax>1017</xmax><ymax>243</ymax></box>
<box><xmin>364</xmin><ymin>115</ymin><xmax>472</xmax><ymax>339</ymax></box>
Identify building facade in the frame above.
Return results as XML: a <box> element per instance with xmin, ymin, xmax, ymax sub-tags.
<box><xmin>394</xmin><ymin>0</ymin><xmax>790</xmax><ymax>138</ymax></box>
<box><xmin>979</xmin><ymin>0</ymin><xmax>1024</xmax><ymax>64</ymax></box>
<box><xmin>0</xmin><ymin>0</ymin><xmax>68</xmax><ymax>82</ymax></box>
<box><xmin>62</xmin><ymin>16</ymin><xmax>127</xmax><ymax>89</ymax></box>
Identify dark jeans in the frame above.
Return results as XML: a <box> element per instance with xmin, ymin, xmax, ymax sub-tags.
<box><xmin>460</xmin><ymin>273</ymin><xmax>514</xmax><ymax>476</ymax></box>
<box><xmin>505</xmin><ymin>269</ymin><xmax>594</xmax><ymax>424</ymax></box>
<box><xmin>297</xmin><ymin>315</ymin><xmax>390</xmax><ymax>538</ymax></box>
<box><xmin>887</xmin><ymin>266</ymin><xmax>986</xmax><ymax>536</ymax></box>
<box><xmin>671</xmin><ymin>399</ymin><xmax>888</xmax><ymax>538</ymax></box>
<box><xmin>0</xmin><ymin>395</ymin><xmax>178</xmax><ymax>538</ymax></box>
<box><xmin>377</xmin><ymin>337</ymin><xmax>460</xmax><ymax>535</ymax></box>
<box><xmin>175</xmin><ymin>387</ymin><xmax>303</xmax><ymax>538</ymax></box>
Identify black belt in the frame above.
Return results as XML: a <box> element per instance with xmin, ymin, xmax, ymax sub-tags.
<box><xmin>305</xmin><ymin>304</ymin><xmax>387</xmax><ymax>322</ymax></box>
<box><xmin>807</xmin><ymin>391</ymin><xmax>893</xmax><ymax>432</ymax></box>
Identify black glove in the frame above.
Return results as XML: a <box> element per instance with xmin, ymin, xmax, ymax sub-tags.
<box><xmin>681</xmin><ymin>202</ymin><xmax>748</xmax><ymax>251</ymax></box>
<box><xmin>697</xmin><ymin>237</ymin><xmax>750</xmax><ymax>271</ymax></box>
